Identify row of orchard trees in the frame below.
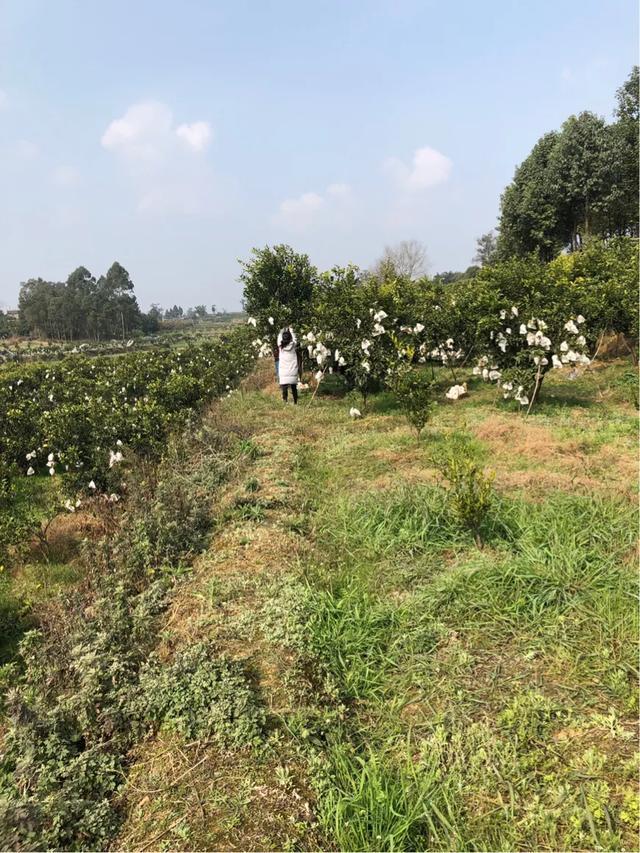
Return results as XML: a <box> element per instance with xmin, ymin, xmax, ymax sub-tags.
<box><xmin>240</xmin><ymin>237</ymin><xmax>638</xmax><ymax>412</ymax></box>
<box><xmin>17</xmin><ymin>262</ymin><xmax>159</xmax><ymax>341</ymax></box>
<box><xmin>241</xmin><ymin>69</ymin><xmax>638</xmax><ymax>415</ymax></box>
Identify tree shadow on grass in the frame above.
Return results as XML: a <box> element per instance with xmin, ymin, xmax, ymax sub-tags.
<box><xmin>367</xmin><ymin>391</ymin><xmax>402</xmax><ymax>415</ymax></box>
<box><xmin>315</xmin><ymin>374</ymin><xmax>349</xmax><ymax>398</ymax></box>
<box><xmin>533</xmin><ymin>387</ymin><xmax>599</xmax><ymax>411</ymax></box>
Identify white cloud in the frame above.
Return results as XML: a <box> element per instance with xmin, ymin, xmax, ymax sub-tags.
<box><xmin>101</xmin><ymin>101</ymin><xmax>174</xmax><ymax>163</ymax></box>
<box><xmin>101</xmin><ymin>101</ymin><xmax>212</xmax><ymax>164</ymax></box>
<box><xmin>176</xmin><ymin>121</ymin><xmax>212</xmax><ymax>152</ymax></box>
<box><xmin>272</xmin><ymin>183</ymin><xmax>353</xmax><ymax>231</ymax></box>
<box><xmin>326</xmin><ymin>182</ymin><xmax>351</xmax><ymax>199</ymax></box>
<box><xmin>51</xmin><ymin>165</ymin><xmax>80</xmax><ymax>187</ymax></box>
<box><xmin>101</xmin><ymin>101</ymin><xmax>215</xmax><ymax>216</ymax></box>
<box><xmin>276</xmin><ymin>192</ymin><xmax>323</xmax><ymax>228</ymax></box>
<box><xmin>386</xmin><ymin>145</ymin><xmax>452</xmax><ymax>191</ymax></box>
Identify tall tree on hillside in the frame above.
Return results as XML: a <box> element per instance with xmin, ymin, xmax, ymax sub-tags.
<box><xmin>19</xmin><ymin>278</ymin><xmax>54</xmax><ymax>338</ymax></box>
<box><xmin>497</xmin><ymin>67</ymin><xmax>639</xmax><ymax>258</ymax></box>
<box><xmin>548</xmin><ymin>111</ymin><xmax>610</xmax><ymax>249</ymax></box>
<box><xmin>498</xmin><ymin>131</ymin><xmax>564</xmax><ymax>260</ymax></box>
<box><xmin>239</xmin><ymin>244</ymin><xmax>317</xmax><ymax>331</ymax></box>
<box><xmin>98</xmin><ymin>262</ymin><xmax>141</xmax><ymax>339</ymax></box>
<box><xmin>51</xmin><ymin>283</ymin><xmax>68</xmax><ymax>337</ymax></box>
<box><xmin>66</xmin><ymin>266</ymin><xmax>96</xmax><ymax>339</ymax></box>
<box><xmin>473</xmin><ymin>231</ymin><xmax>499</xmax><ymax>266</ymax></box>
<box><xmin>604</xmin><ymin>66</ymin><xmax>639</xmax><ymax>237</ymax></box>
<box><xmin>615</xmin><ymin>65</ymin><xmax>639</xmax><ymax>121</ymax></box>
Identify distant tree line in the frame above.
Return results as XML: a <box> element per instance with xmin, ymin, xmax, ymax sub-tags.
<box><xmin>163</xmin><ymin>304</ymin><xmax>229</xmax><ymax>320</ymax></box>
<box><xmin>8</xmin><ymin>268</ymin><xmax>235</xmax><ymax>341</ymax></box>
<box><xmin>495</xmin><ymin>67</ymin><xmax>638</xmax><ymax>260</ymax></box>
<box><xmin>433</xmin><ymin>266</ymin><xmax>481</xmax><ymax>284</ymax></box>
<box><xmin>17</xmin><ymin>263</ymin><xmax>160</xmax><ymax>341</ymax></box>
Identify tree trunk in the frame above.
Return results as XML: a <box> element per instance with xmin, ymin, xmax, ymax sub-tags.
<box><xmin>526</xmin><ymin>362</ymin><xmax>545</xmax><ymax>415</ymax></box>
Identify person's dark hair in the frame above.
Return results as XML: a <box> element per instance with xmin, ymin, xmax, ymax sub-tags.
<box><xmin>280</xmin><ymin>329</ymin><xmax>292</xmax><ymax>348</ymax></box>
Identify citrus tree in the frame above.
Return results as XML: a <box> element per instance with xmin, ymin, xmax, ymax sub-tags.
<box><xmin>473</xmin><ymin>305</ymin><xmax>590</xmax><ymax>410</ymax></box>
<box><xmin>0</xmin><ymin>326</ymin><xmax>257</xmax><ymax>494</ymax></box>
<box><xmin>239</xmin><ymin>244</ymin><xmax>318</xmax><ymax>338</ymax></box>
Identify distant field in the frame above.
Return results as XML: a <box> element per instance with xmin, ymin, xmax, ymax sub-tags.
<box><xmin>0</xmin><ymin>313</ymin><xmax>247</xmax><ymax>367</ymax></box>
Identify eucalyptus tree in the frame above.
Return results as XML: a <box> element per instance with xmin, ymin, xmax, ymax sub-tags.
<box><xmin>473</xmin><ymin>231</ymin><xmax>499</xmax><ymax>266</ymax></box>
<box><xmin>498</xmin><ymin>67</ymin><xmax>639</xmax><ymax>258</ymax></box>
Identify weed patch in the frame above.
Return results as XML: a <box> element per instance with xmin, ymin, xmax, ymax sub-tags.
<box><xmin>0</xmin><ymin>406</ymin><xmax>263</xmax><ymax>851</ymax></box>
<box><xmin>132</xmin><ymin>641</ymin><xmax>264</xmax><ymax>745</ymax></box>
<box><xmin>265</xmin><ymin>574</ymin><xmax>401</xmax><ymax>702</ymax></box>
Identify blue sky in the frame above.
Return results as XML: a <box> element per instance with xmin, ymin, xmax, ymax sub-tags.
<box><xmin>0</xmin><ymin>0</ymin><xmax>637</xmax><ymax>311</ymax></box>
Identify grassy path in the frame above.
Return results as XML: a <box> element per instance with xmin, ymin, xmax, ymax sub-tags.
<box><xmin>116</xmin><ymin>375</ymin><xmax>322</xmax><ymax>850</ymax></box>
<box><xmin>115</xmin><ymin>361</ymin><xmax>638</xmax><ymax>851</ymax></box>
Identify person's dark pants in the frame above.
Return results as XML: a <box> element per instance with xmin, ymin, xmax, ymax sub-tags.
<box><xmin>281</xmin><ymin>383</ymin><xmax>298</xmax><ymax>404</ymax></box>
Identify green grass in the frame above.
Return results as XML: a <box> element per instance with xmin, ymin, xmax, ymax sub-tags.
<box><xmin>316</xmin><ymin>482</ymin><xmax>520</xmax><ymax>561</ymax></box>
<box><xmin>258</xmin><ymin>369</ymin><xmax>639</xmax><ymax>850</ymax></box>
<box><xmin>205</xmin><ymin>365</ymin><xmax>640</xmax><ymax>848</ymax></box>
<box><xmin>315</xmin><ymin>738</ymin><xmax>462</xmax><ymax>851</ymax></box>
<box><xmin>304</xmin><ymin>577</ymin><xmax>401</xmax><ymax>701</ymax></box>
<box><xmin>8</xmin><ymin>359</ymin><xmax>633</xmax><ymax>851</ymax></box>
<box><xmin>0</xmin><ymin>574</ymin><xmax>31</xmax><ymax>665</ymax></box>
<box><xmin>0</xmin><ymin>474</ymin><xmax>69</xmax><ymax>662</ymax></box>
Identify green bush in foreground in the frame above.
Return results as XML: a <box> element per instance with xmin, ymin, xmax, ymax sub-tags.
<box><xmin>0</xmin><ymin>414</ymin><xmax>264</xmax><ymax>851</ymax></box>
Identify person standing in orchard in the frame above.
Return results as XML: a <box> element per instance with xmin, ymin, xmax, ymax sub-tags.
<box><xmin>277</xmin><ymin>327</ymin><xmax>301</xmax><ymax>403</ymax></box>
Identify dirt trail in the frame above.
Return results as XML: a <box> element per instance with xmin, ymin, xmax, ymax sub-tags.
<box><xmin>114</xmin><ymin>370</ymin><xmax>321</xmax><ymax>851</ymax></box>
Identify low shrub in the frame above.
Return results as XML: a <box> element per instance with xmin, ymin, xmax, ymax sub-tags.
<box><xmin>132</xmin><ymin>642</ymin><xmax>264</xmax><ymax>745</ymax></box>
<box><xmin>439</xmin><ymin>455</ymin><xmax>495</xmax><ymax>547</ymax></box>
<box><xmin>391</xmin><ymin>367</ymin><xmax>434</xmax><ymax>438</ymax></box>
